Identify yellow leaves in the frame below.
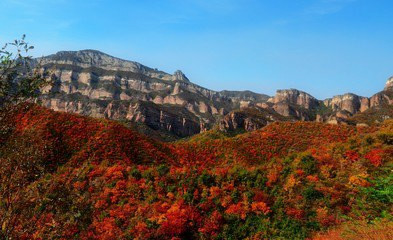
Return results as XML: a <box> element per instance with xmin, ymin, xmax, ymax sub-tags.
<box><xmin>320</xmin><ymin>165</ymin><xmax>333</xmax><ymax>179</ymax></box>
<box><xmin>150</xmin><ymin>214</ymin><xmax>166</xmax><ymax>224</ymax></box>
<box><xmin>316</xmin><ymin>207</ymin><xmax>329</xmax><ymax>222</ymax></box>
<box><xmin>349</xmin><ymin>173</ymin><xmax>370</xmax><ymax>187</ymax></box>
<box><xmin>167</xmin><ymin>192</ymin><xmax>175</xmax><ymax>200</ymax></box>
<box><xmin>284</xmin><ymin>174</ymin><xmax>298</xmax><ymax>191</ymax></box>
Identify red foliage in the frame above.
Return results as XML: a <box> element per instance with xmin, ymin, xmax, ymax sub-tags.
<box><xmin>365</xmin><ymin>149</ymin><xmax>384</xmax><ymax>167</ymax></box>
<box><xmin>92</xmin><ymin>217</ymin><xmax>122</xmax><ymax>240</ymax></box>
<box><xmin>13</xmin><ymin>104</ymin><xmax>170</xmax><ymax>166</ymax></box>
<box><xmin>296</xmin><ymin>169</ymin><xmax>305</xmax><ymax>176</ymax></box>
<box><xmin>251</xmin><ymin>202</ymin><xmax>271</xmax><ymax>215</ymax></box>
<box><xmin>158</xmin><ymin>201</ymin><xmax>202</xmax><ymax>237</ymax></box>
<box><xmin>286</xmin><ymin>208</ymin><xmax>305</xmax><ymax>220</ymax></box>
<box><xmin>225</xmin><ymin>202</ymin><xmax>248</xmax><ymax>220</ymax></box>
<box><xmin>345</xmin><ymin>150</ymin><xmax>360</xmax><ymax>162</ymax></box>
<box><xmin>2</xmin><ymin>104</ymin><xmax>389</xmax><ymax>239</ymax></box>
<box><xmin>306</xmin><ymin>175</ymin><xmax>319</xmax><ymax>183</ymax></box>
<box><xmin>229</xmin><ymin>122</ymin><xmax>366</xmax><ymax>164</ymax></box>
<box><xmin>198</xmin><ymin>211</ymin><xmax>223</xmax><ymax>237</ymax></box>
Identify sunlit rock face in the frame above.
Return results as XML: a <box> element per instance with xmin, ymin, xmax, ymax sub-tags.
<box><xmin>385</xmin><ymin>77</ymin><xmax>393</xmax><ymax>90</ymax></box>
<box><xmin>269</xmin><ymin>89</ymin><xmax>319</xmax><ymax>110</ymax></box>
<box><xmin>36</xmin><ymin>50</ymin><xmax>270</xmax><ymax>137</ymax></box>
<box><xmin>323</xmin><ymin>93</ymin><xmax>370</xmax><ymax>114</ymax></box>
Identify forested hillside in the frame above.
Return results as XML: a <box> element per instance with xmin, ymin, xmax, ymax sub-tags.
<box><xmin>0</xmin><ymin>104</ymin><xmax>392</xmax><ymax>239</ymax></box>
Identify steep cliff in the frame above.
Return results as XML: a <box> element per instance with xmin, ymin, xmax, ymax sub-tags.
<box><xmin>324</xmin><ymin>93</ymin><xmax>370</xmax><ymax>114</ymax></box>
<box><xmin>348</xmin><ymin>80</ymin><xmax>393</xmax><ymax>125</ymax></box>
<box><xmin>37</xmin><ymin>50</ymin><xmax>269</xmax><ymax>138</ymax></box>
<box><xmin>218</xmin><ymin>107</ymin><xmax>292</xmax><ymax>132</ymax></box>
<box><xmin>385</xmin><ymin>77</ymin><xmax>393</xmax><ymax>90</ymax></box>
<box><xmin>266</xmin><ymin>89</ymin><xmax>322</xmax><ymax>120</ymax></box>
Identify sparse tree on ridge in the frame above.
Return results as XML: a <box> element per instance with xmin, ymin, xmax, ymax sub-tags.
<box><xmin>0</xmin><ymin>34</ymin><xmax>50</xmax><ymax>109</ymax></box>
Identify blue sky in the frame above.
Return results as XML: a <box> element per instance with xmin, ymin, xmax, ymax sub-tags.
<box><xmin>1</xmin><ymin>0</ymin><xmax>393</xmax><ymax>99</ymax></box>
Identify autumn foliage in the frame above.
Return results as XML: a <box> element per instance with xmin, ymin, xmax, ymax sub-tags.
<box><xmin>0</xmin><ymin>103</ymin><xmax>392</xmax><ymax>239</ymax></box>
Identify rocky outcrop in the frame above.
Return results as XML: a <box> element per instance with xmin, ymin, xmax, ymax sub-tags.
<box><xmin>219</xmin><ymin>111</ymin><xmax>267</xmax><ymax>132</ymax></box>
<box><xmin>219</xmin><ymin>107</ymin><xmax>290</xmax><ymax>132</ymax></box>
<box><xmin>172</xmin><ymin>70</ymin><xmax>190</xmax><ymax>82</ymax></box>
<box><xmin>219</xmin><ymin>90</ymin><xmax>270</xmax><ymax>103</ymax></box>
<box><xmin>265</xmin><ymin>89</ymin><xmax>320</xmax><ymax>120</ymax></box>
<box><xmin>37</xmin><ymin>50</ymin><xmax>173</xmax><ymax>80</ymax></box>
<box><xmin>370</xmin><ymin>79</ymin><xmax>393</xmax><ymax>107</ymax></box>
<box><xmin>385</xmin><ymin>77</ymin><xmax>393</xmax><ymax>90</ymax></box>
<box><xmin>41</xmin><ymin>95</ymin><xmax>201</xmax><ymax>137</ymax></box>
<box><xmin>323</xmin><ymin>93</ymin><xmax>370</xmax><ymax>115</ymax></box>
<box><xmin>268</xmin><ymin>89</ymin><xmax>320</xmax><ymax>110</ymax></box>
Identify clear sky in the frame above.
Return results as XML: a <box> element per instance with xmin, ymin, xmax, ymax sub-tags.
<box><xmin>1</xmin><ymin>0</ymin><xmax>393</xmax><ymax>99</ymax></box>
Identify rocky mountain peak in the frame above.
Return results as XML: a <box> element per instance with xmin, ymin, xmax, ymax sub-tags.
<box><xmin>269</xmin><ymin>89</ymin><xmax>318</xmax><ymax>109</ymax></box>
<box><xmin>324</xmin><ymin>93</ymin><xmax>370</xmax><ymax>114</ymax></box>
<box><xmin>43</xmin><ymin>49</ymin><xmax>120</xmax><ymax>64</ymax></box>
<box><xmin>39</xmin><ymin>49</ymin><xmax>147</xmax><ymax>72</ymax></box>
<box><xmin>276</xmin><ymin>89</ymin><xmax>316</xmax><ymax>99</ymax></box>
<box><xmin>172</xmin><ymin>70</ymin><xmax>190</xmax><ymax>82</ymax></box>
<box><xmin>385</xmin><ymin>77</ymin><xmax>393</xmax><ymax>90</ymax></box>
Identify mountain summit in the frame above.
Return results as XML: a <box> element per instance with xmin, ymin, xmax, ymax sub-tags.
<box><xmin>386</xmin><ymin>77</ymin><xmax>393</xmax><ymax>90</ymax></box>
<box><xmin>38</xmin><ymin>50</ymin><xmax>186</xmax><ymax>82</ymax></box>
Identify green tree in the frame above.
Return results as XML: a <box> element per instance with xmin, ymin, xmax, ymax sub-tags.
<box><xmin>0</xmin><ymin>35</ymin><xmax>50</xmax><ymax>109</ymax></box>
<box><xmin>0</xmin><ymin>36</ymin><xmax>51</xmax><ymax>239</ymax></box>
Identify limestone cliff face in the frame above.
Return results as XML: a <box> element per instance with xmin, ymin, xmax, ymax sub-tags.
<box><xmin>38</xmin><ymin>50</ymin><xmax>172</xmax><ymax>80</ymax></box>
<box><xmin>40</xmin><ymin>97</ymin><xmax>201</xmax><ymax>137</ymax></box>
<box><xmin>218</xmin><ymin>107</ymin><xmax>290</xmax><ymax>132</ymax></box>
<box><xmin>323</xmin><ymin>94</ymin><xmax>370</xmax><ymax>114</ymax></box>
<box><xmin>320</xmin><ymin>78</ymin><xmax>393</xmax><ymax>124</ymax></box>
<box><xmin>251</xmin><ymin>78</ymin><xmax>393</xmax><ymax>125</ymax></box>
<box><xmin>265</xmin><ymin>89</ymin><xmax>320</xmax><ymax>120</ymax></box>
<box><xmin>385</xmin><ymin>77</ymin><xmax>393</xmax><ymax>90</ymax></box>
<box><xmin>371</xmin><ymin>78</ymin><xmax>393</xmax><ymax>106</ymax></box>
<box><xmin>37</xmin><ymin>50</ymin><xmax>269</xmax><ymax>137</ymax></box>
<box><xmin>268</xmin><ymin>89</ymin><xmax>319</xmax><ymax>109</ymax></box>
<box><xmin>219</xmin><ymin>111</ymin><xmax>267</xmax><ymax>132</ymax></box>
<box><xmin>370</xmin><ymin>89</ymin><xmax>393</xmax><ymax>107</ymax></box>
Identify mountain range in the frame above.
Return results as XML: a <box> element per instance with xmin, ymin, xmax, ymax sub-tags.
<box><xmin>36</xmin><ymin>50</ymin><xmax>393</xmax><ymax>139</ymax></box>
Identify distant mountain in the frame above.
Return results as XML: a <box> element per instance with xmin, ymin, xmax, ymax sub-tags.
<box><xmin>35</xmin><ymin>50</ymin><xmax>271</xmax><ymax>138</ymax></box>
<box><xmin>36</xmin><ymin>50</ymin><xmax>393</xmax><ymax>139</ymax></box>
